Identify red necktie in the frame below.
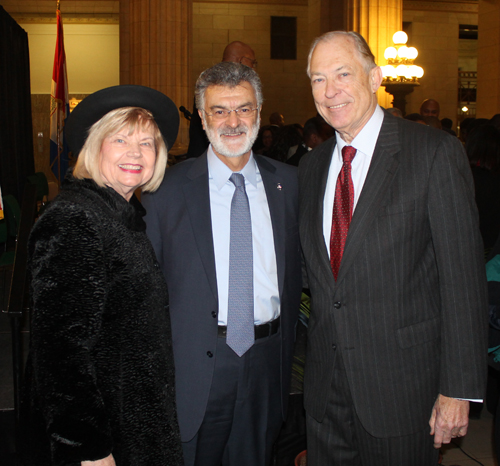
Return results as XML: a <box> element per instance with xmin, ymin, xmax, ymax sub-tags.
<box><xmin>330</xmin><ymin>145</ymin><xmax>356</xmax><ymax>281</ymax></box>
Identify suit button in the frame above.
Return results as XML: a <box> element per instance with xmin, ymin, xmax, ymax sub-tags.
<box><xmin>207</xmin><ymin>351</ymin><xmax>213</xmax><ymax>358</ymax></box>
<box><xmin>333</xmin><ymin>302</ymin><xmax>341</xmax><ymax>309</ymax></box>
<box><xmin>211</xmin><ymin>311</ymin><xmax>217</xmax><ymax>318</ymax></box>
<box><xmin>332</xmin><ymin>344</ymin><xmax>337</xmax><ymax>350</ymax></box>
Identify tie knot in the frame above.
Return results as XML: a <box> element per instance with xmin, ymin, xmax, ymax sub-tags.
<box><xmin>342</xmin><ymin>146</ymin><xmax>356</xmax><ymax>164</ymax></box>
<box><xmin>230</xmin><ymin>173</ymin><xmax>245</xmax><ymax>188</ymax></box>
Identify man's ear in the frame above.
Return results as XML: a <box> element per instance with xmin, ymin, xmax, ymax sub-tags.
<box><xmin>198</xmin><ymin>110</ymin><xmax>205</xmax><ymax>130</ymax></box>
<box><xmin>371</xmin><ymin>66</ymin><xmax>383</xmax><ymax>93</ymax></box>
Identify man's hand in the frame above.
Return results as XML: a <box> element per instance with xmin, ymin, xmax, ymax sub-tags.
<box><xmin>429</xmin><ymin>394</ymin><xmax>469</xmax><ymax>448</ymax></box>
<box><xmin>82</xmin><ymin>454</ymin><xmax>116</xmax><ymax>466</ymax></box>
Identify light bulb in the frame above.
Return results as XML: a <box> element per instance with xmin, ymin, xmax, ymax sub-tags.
<box><xmin>397</xmin><ymin>46</ymin><xmax>409</xmax><ymax>59</ymax></box>
<box><xmin>409</xmin><ymin>65</ymin><xmax>418</xmax><ymax>77</ymax></box>
<box><xmin>384</xmin><ymin>47</ymin><xmax>397</xmax><ymax>60</ymax></box>
<box><xmin>393</xmin><ymin>31</ymin><xmax>408</xmax><ymax>45</ymax></box>
<box><xmin>407</xmin><ymin>47</ymin><xmax>418</xmax><ymax>60</ymax></box>
<box><xmin>395</xmin><ymin>64</ymin><xmax>407</xmax><ymax>77</ymax></box>
<box><xmin>382</xmin><ymin>65</ymin><xmax>397</xmax><ymax>78</ymax></box>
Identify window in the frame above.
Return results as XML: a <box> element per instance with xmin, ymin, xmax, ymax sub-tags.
<box><xmin>271</xmin><ymin>16</ymin><xmax>297</xmax><ymax>60</ymax></box>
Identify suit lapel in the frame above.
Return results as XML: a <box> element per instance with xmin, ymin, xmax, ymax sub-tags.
<box><xmin>183</xmin><ymin>153</ymin><xmax>218</xmax><ymax>301</ymax></box>
<box><xmin>255</xmin><ymin>155</ymin><xmax>286</xmax><ymax>296</ymax></box>
<box><xmin>336</xmin><ymin>113</ymin><xmax>401</xmax><ymax>285</ymax></box>
<box><xmin>306</xmin><ymin>137</ymin><xmax>338</xmax><ymax>292</ymax></box>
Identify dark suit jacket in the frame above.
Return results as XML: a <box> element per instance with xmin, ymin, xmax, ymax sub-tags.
<box><xmin>287</xmin><ymin>144</ymin><xmax>309</xmax><ymax>167</ymax></box>
<box><xmin>299</xmin><ymin>111</ymin><xmax>488</xmax><ymax>438</ymax></box>
<box><xmin>143</xmin><ymin>152</ymin><xmax>302</xmax><ymax>442</ymax></box>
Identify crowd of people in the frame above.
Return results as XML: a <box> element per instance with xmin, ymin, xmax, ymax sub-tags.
<box><xmin>18</xmin><ymin>32</ymin><xmax>493</xmax><ymax>466</ymax></box>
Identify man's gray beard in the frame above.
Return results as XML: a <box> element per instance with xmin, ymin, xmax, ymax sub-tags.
<box><xmin>203</xmin><ymin>113</ymin><xmax>260</xmax><ymax>158</ymax></box>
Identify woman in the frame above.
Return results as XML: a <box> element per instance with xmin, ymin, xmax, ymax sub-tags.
<box><xmin>253</xmin><ymin>125</ymin><xmax>277</xmax><ymax>156</ymax></box>
<box><xmin>20</xmin><ymin>85</ymin><xmax>183</xmax><ymax>465</ymax></box>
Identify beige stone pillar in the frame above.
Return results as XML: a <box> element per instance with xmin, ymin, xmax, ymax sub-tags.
<box><xmin>347</xmin><ymin>0</ymin><xmax>403</xmax><ymax>108</ymax></box>
<box><xmin>477</xmin><ymin>0</ymin><xmax>500</xmax><ymax>118</ymax></box>
<box><xmin>120</xmin><ymin>0</ymin><xmax>192</xmax><ymax>147</ymax></box>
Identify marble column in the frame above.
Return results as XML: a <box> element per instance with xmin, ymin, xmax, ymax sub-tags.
<box><xmin>477</xmin><ymin>0</ymin><xmax>500</xmax><ymax>118</ymax></box>
<box><xmin>347</xmin><ymin>0</ymin><xmax>403</xmax><ymax>107</ymax></box>
<box><xmin>120</xmin><ymin>0</ymin><xmax>192</xmax><ymax>147</ymax></box>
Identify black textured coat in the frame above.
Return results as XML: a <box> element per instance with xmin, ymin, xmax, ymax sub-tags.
<box><xmin>20</xmin><ymin>177</ymin><xmax>183</xmax><ymax>466</ymax></box>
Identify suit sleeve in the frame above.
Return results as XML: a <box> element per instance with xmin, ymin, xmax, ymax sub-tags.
<box><xmin>28</xmin><ymin>204</ymin><xmax>112</xmax><ymax>463</ymax></box>
<box><xmin>427</xmin><ymin>135</ymin><xmax>488</xmax><ymax>399</ymax></box>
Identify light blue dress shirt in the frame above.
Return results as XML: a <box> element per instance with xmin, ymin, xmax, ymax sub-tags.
<box><xmin>207</xmin><ymin>145</ymin><xmax>280</xmax><ymax>326</ymax></box>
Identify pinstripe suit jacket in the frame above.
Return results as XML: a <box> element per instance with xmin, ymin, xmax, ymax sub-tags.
<box><xmin>299</xmin><ymin>110</ymin><xmax>488</xmax><ymax>437</ymax></box>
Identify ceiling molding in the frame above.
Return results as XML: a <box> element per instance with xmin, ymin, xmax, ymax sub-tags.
<box><xmin>196</xmin><ymin>0</ymin><xmax>307</xmax><ymax>4</ymax></box>
<box><xmin>13</xmin><ymin>14</ymin><xmax>119</xmax><ymax>24</ymax></box>
<box><xmin>403</xmin><ymin>0</ymin><xmax>478</xmax><ymax>13</ymax></box>
<box><xmin>1</xmin><ymin>1</ymin><xmax>119</xmax><ymax>16</ymax></box>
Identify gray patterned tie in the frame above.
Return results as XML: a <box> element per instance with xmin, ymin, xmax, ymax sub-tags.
<box><xmin>227</xmin><ymin>173</ymin><xmax>254</xmax><ymax>357</ymax></box>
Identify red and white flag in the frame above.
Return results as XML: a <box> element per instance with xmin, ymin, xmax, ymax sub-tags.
<box><xmin>49</xmin><ymin>3</ymin><xmax>69</xmax><ymax>184</ymax></box>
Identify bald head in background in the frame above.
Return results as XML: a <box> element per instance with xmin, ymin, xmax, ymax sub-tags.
<box><xmin>222</xmin><ymin>41</ymin><xmax>257</xmax><ymax>69</ymax></box>
<box><xmin>187</xmin><ymin>40</ymin><xmax>257</xmax><ymax>159</ymax></box>
<box><xmin>420</xmin><ymin>99</ymin><xmax>440</xmax><ymax>118</ymax></box>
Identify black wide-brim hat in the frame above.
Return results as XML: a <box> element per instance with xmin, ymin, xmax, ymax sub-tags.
<box><xmin>65</xmin><ymin>84</ymin><xmax>179</xmax><ymax>155</ymax></box>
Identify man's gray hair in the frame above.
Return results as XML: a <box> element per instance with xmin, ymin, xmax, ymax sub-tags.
<box><xmin>307</xmin><ymin>31</ymin><xmax>377</xmax><ymax>77</ymax></box>
<box><xmin>195</xmin><ymin>62</ymin><xmax>263</xmax><ymax>110</ymax></box>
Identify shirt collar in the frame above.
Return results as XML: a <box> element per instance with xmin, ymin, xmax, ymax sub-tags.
<box><xmin>335</xmin><ymin>105</ymin><xmax>384</xmax><ymax>159</ymax></box>
<box><xmin>207</xmin><ymin>144</ymin><xmax>258</xmax><ymax>190</ymax></box>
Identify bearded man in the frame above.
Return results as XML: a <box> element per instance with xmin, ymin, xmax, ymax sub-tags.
<box><xmin>143</xmin><ymin>62</ymin><xmax>301</xmax><ymax>466</ymax></box>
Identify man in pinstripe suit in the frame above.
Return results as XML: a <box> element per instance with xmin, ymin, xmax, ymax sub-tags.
<box><xmin>299</xmin><ymin>31</ymin><xmax>488</xmax><ymax>465</ymax></box>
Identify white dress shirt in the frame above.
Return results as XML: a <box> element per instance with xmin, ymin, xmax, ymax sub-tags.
<box><xmin>323</xmin><ymin>105</ymin><xmax>384</xmax><ymax>253</ymax></box>
<box><xmin>207</xmin><ymin>146</ymin><xmax>280</xmax><ymax>326</ymax></box>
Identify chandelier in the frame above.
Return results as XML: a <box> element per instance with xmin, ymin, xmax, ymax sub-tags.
<box><xmin>381</xmin><ymin>31</ymin><xmax>424</xmax><ymax>83</ymax></box>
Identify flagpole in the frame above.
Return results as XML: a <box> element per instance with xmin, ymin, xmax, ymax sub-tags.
<box><xmin>50</xmin><ymin>0</ymin><xmax>69</xmax><ymax>185</ymax></box>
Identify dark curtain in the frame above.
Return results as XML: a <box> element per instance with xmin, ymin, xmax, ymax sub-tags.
<box><xmin>0</xmin><ymin>6</ymin><xmax>35</xmax><ymax>201</ymax></box>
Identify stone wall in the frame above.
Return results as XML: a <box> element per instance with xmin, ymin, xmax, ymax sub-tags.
<box><xmin>192</xmin><ymin>1</ymin><xmax>317</xmax><ymax>126</ymax></box>
<box><xmin>403</xmin><ymin>2</ymin><xmax>478</xmax><ymax>125</ymax></box>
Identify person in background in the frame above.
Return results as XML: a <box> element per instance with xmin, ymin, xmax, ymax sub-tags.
<box><xmin>266</xmin><ymin>124</ymin><xmax>303</xmax><ymax>162</ymax></box>
<box><xmin>385</xmin><ymin>107</ymin><xmax>403</xmax><ymax>118</ymax></box>
<box><xmin>143</xmin><ymin>62</ymin><xmax>301</xmax><ymax>466</ymax></box>
<box><xmin>254</xmin><ymin>125</ymin><xmax>277</xmax><ymax>157</ymax></box>
<box><xmin>485</xmin><ymin>233</ymin><xmax>500</xmax><ymax>463</ymax></box>
<box><xmin>269</xmin><ymin>111</ymin><xmax>285</xmax><ymax>127</ymax></box>
<box><xmin>466</xmin><ymin>124</ymin><xmax>500</xmax><ymax>254</ymax></box>
<box><xmin>287</xmin><ymin>116</ymin><xmax>334</xmax><ymax>167</ymax></box>
<box><xmin>20</xmin><ymin>85</ymin><xmax>183</xmax><ymax>466</ymax></box>
<box><xmin>405</xmin><ymin>112</ymin><xmax>426</xmax><ymax>124</ymax></box>
<box><xmin>187</xmin><ymin>41</ymin><xmax>257</xmax><ymax>159</ymax></box>
<box><xmin>490</xmin><ymin>114</ymin><xmax>500</xmax><ymax>131</ymax></box>
<box><xmin>420</xmin><ymin>98</ymin><xmax>440</xmax><ymax>117</ymax></box>
<box><xmin>441</xmin><ymin>117</ymin><xmax>457</xmax><ymax>136</ymax></box>
<box><xmin>300</xmin><ymin>30</ymin><xmax>487</xmax><ymax>466</ymax></box>
<box><xmin>423</xmin><ymin>115</ymin><xmax>442</xmax><ymax>129</ymax></box>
